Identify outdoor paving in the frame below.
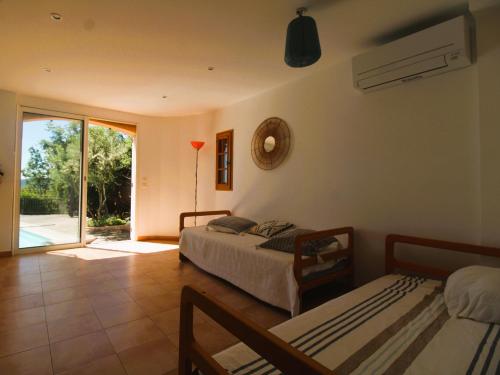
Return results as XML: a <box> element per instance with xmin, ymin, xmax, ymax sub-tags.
<box><xmin>20</xmin><ymin>215</ymin><xmax>80</xmax><ymax>248</ymax></box>
<box><xmin>19</xmin><ymin>215</ymin><xmax>130</xmax><ymax>248</ymax></box>
<box><xmin>86</xmin><ymin>226</ymin><xmax>130</xmax><ymax>244</ymax></box>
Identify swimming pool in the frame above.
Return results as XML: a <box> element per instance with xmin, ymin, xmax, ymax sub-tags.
<box><xmin>19</xmin><ymin>229</ymin><xmax>53</xmax><ymax>248</ymax></box>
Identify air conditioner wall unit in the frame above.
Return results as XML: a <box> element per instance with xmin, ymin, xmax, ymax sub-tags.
<box><xmin>352</xmin><ymin>16</ymin><xmax>473</xmax><ymax>92</ymax></box>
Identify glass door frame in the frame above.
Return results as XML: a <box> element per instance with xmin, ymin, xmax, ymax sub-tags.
<box><xmin>12</xmin><ymin>106</ymin><xmax>89</xmax><ymax>255</ymax></box>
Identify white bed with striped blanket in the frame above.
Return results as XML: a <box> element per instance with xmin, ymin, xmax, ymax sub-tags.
<box><xmin>212</xmin><ymin>274</ymin><xmax>500</xmax><ymax>375</ymax></box>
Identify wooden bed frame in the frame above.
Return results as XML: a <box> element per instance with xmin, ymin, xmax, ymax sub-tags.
<box><xmin>179</xmin><ymin>210</ymin><xmax>354</xmax><ymax>313</ymax></box>
<box><xmin>178</xmin><ymin>233</ymin><xmax>500</xmax><ymax>375</ymax></box>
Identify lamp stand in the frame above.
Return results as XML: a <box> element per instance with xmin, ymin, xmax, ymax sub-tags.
<box><xmin>194</xmin><ymin>148</ymin><xmax>199</xmax><ymax>226</ymax></box>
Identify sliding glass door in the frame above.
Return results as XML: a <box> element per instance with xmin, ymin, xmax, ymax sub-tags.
<box><xmin>16</xmin><ymin>111</ymin><xmax>86</xmax><ymax>251</ymax></box>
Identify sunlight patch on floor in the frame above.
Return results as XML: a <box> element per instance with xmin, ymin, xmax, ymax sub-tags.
<box><xmin>87</xmin><ymin>240</ymin><xmax>179</xmax><ymax>254</ymax></box>
<box><xmin>47</xmin><ymin>247</ymin><xmax>136</xmax><ymax>260</ymax></box>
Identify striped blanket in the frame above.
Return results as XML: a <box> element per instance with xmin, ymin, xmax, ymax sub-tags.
<box><xmin>213</xmin><ymin>274</ymin><xmax>500</xmax><ymax>375</ymax></box>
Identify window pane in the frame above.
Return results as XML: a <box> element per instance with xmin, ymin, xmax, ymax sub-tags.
<box><xmin>217</xmin><ymin>170</ymin><xmax>227</xmax><ymax>184</ymax></box>
<box><xmin>218</xmin><ymin>138</ymin><xmax>228</xmax><ymax>154</ymax></box>
<box><xmin>19</xmin><ymin>113</ymin><xmax>83</xmax><ymax>248</ymax></box>
<box><xmin>216</xmin><ymin>130</ymin><xmax>233</xmax><ymax>191</ymax></box>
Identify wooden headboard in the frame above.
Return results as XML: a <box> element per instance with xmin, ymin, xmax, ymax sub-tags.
<box><xmin>179</xmin><ymin>210</ymin><xmax>231</xmax><ymax>233</ymax></box>
<box><xmin>385</xmin><ymin>234</ymin><xmax>500</xmax><ymax>278</ymax></box>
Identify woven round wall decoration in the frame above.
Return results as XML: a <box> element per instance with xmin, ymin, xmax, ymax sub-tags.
<box><xmin>251</xmin><ymin>117</ymin><xmax>291</xmax><ymax>170</ymax></box>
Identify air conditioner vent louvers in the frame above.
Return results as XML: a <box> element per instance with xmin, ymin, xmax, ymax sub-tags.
<box><xmin>352</xmin><ymin>16</ymin><xmax>473</xmax><ymax>92</ymax></box>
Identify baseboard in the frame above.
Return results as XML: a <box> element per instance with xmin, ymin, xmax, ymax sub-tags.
<box><xmin>0</xmin><ymin>251</ymin><xmax>12</xmax><ymax>257</ymax></box>
<box><xmin>137</xmin><ymin>235</ymin><xmax>179</xmax><ymax>242</ymax></box>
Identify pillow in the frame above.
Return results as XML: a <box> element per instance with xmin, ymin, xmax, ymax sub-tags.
<box><xmin>444</xmin><ymin>265</ymin><xmax>500</xmax><ymax>324</ymax></box>
<box><xmin>207</xmin><ymin>216</ymin><xmax>257</xmax><ymax>234</ymax></box>
<box><xmin>259</xmin><ymin>228</ymin><xmax>338</xmax><ymax>256</ymax></box>
<box><xmin>248</xmin><ymin>220</ymin><xmax>295</xmax><ymax>238</ymax></box>
<box><xmin>206</xmin><ymin>225</ymin><xmax>239</xmax><ymax>234</ymax></box>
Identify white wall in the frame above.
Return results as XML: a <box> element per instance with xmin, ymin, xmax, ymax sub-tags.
<box><xmin>0</xmin><ymin>90</ymin><xmax>17</xmax><ymax>253</ymax></box>
<box><xmin>137</xmin><ymin>112</ymin><xmax>216</xmax><ymax>235</ymax></box>
<box><xmin>476</xmin><ymin>6</ymin><xmax>500</xmax><ymax>245</ymax></box>
<box><xmin>133</xmin><ymin>116</ymin><xmax>180</xmax><ymax>238</ymax></box>
<box><xmin>206</xmin><ymin>61</ymin><xmax>481</xmax><ymax>282</ymax></box>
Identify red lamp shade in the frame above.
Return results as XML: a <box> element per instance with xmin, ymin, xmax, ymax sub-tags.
<box><xmin>191</xmin><ymin>141</ymin><xmax>205</xmax><ymax>150</ymax></box>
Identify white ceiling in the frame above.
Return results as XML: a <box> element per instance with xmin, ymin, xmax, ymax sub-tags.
<box><xmin>0</xmin><ymin>0</ymin><xmax>467</xmax><ymax>116</ymax></box>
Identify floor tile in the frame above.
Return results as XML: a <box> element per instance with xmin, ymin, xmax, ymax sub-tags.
<box><xmin>79</xmin><ymin>279</ymin><xmax>122</xmax><ymax>297</ymax></box>
<box><xmin>125</xmin><ymin>283</ymin><xmax>169</xmax><ymax>300</ymax></box>
<box><xmin>41</xmin><ymin>269</ymin><xmax>75</xmax><ymax>282</ymax></box>
<box><xmin>134</xmin><ymin>292</ymin><xmax>180</xmax><ymax>315</ymax></box>
<box><xmin>105</xmin><ymin>317</ymin><xmax>165</xmax><ymax>352</ymax></box>
<box><xmin>57</xmin><ymin>354</ymin><xmax>126</xmax><ymax>375</ymax></box>
<box><xmin>151</xmin><ymin>307</ymin><xmax>206</xmax><ymax>335</ymax></box>
<box><xmin>0</xmin><ymin>345</ymin><xmax>52</xmax><ymax>375</ymax></box>
<box><xmin>43</xmin><ymin>287</ymin><xmax>87</xmax><ymax>306</ymax></box>
<box><xmin>0</xmin><ymin>306</ymin><xmax>46</xmax><ymax>332</ymax></box>
<box><xmin>89</xmin><ymin>289</ymin><xmax>132</xmax><ymax>310</ymax></box>
<box><xmin>0</xmin><ymin>247</ymin><xmax>295</xmax><ymax>372</ymax></box>
<box><xmin>45</xmin><ymin>298</ymin><xmax>94</xmax><ymax>322</ymax></box>
<box><xmin>42</xmin><ymin>278</ymin><xmax>81</xmax><ymax>293</ymax></box>
<box><xmin>48</xmin><ymin>312</ymin><xmax>102</xmax><ymax>343</ymax></box>
<box><xmin>1</xmin><ymin>273</ymin><xmax>41</xmax><ymax>287</ymax></box>
<box><xmin>113</xmin><ymin>275</ymin><xmax>156</xmax><ymax>288</ymax></box>
<box><xmin>50</xmin><ymin>331</ymin><xmax>114</xmax><ymax>373</ymax></box>
<box><xmin>118</xmin><ymin>338</ymin><xmax>178</xmax><ymax>375</ymax></box>
<box><xmin>0</xmin><ymin>283</ymin><xmax>43</xmax><ymax>300</ymax></box>
<box><xmin>0</xmin><ymin>323</ymin><xmax>49</xmax><ymax>357</ymax></box>
<box><xmin>94</xmin><ymin>301</ymin><xmax>146</xmax><ymax>328</ymax></box>
<box><xmin>39</xmin><ymin>261</ymin><xmax>79</xmax><ymax>274</ymax></box>
<box><xmin>0</xmin><ymin>293</ymin><xmax>44</xmax><ymax>314</ymax></box>
<box><xmin>3</xmin><ymin>267</ymin><xmax>40</xmax><ymax>276</ymax></box>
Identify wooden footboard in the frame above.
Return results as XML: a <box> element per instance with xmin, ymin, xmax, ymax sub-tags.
<box><xmin>294</xmin><ymin>227</ymin><xmax>354</xmax><ymax>313</ymax></box>
<box><xmin>179</xmin><ymin>285</ymin><xmax>332</xmax><ymax>375</ymax></box>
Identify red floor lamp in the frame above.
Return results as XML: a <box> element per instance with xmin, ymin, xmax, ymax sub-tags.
<box><xmin>191</xmin><ymin>141</ymin><xmax>205</xmax><ymax>226</ymax></box>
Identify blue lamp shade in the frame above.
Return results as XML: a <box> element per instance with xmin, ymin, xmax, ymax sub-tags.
<box><xmin>285</xmin><ymin>14</ymin><xmax>321</xmax><ymax>68</ymax></box>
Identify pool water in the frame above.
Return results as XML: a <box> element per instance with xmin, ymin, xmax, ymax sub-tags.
<box><xmin>19</xmin><ymin>229</ymin><xmax>53</xmax><ymax>248</ymax></box>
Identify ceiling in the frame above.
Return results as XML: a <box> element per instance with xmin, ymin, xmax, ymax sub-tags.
<box><xmin>0</xmin><ymin>0</ymin><xmax>468</xmax><ymax>117</ymax></box>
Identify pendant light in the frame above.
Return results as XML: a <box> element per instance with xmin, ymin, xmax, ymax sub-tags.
<box><xmin>285</xmin><ymin>7</ymin><xmax>321</xmax><ymax>68</ymax></box>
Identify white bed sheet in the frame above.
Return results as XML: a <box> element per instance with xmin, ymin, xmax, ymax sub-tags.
<box><xmin>213</xmin><ymin>274</ymin><xmax>500</xmax><ymax>375</ymax></box>
<box><xmin>179</xmin><ymin>226</ymin><xmax>342</xmax><ymax>315</ymax></box>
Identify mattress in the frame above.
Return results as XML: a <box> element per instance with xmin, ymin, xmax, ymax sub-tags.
<box><xmin>179</xmin><ymin>226</ymin><xmax>345</xmax><ymax>316</ymax></box>
<box><xmin>213</xmin><ymin>274</ymin><xmax>500</xmax><ymax>375</ymax></box>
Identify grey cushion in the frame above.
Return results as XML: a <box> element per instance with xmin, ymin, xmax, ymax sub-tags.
<box><xmin>207</xmin><ymin>216</ymin><xmax>257</xmax><ymax>234</ymax></box>
<box><xmin>259</xmin><ymin>228</ymin><xmax>338</xmax><ymax>256</ymax></box>
<box><xmin>248</xmin><ymin>220</ymin><xmax>295</xmax><ymax>238</ymax></box>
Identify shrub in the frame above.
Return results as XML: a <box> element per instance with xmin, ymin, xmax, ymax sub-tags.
<box><xmin>87</xmin><ymin>215</ymin><xmax>129</xmax><ymax>227</ymax></box>
<box><xmin>20</xmin><ymin>190</ymin><xmax>61</xmax><ymax>215</ymax></box>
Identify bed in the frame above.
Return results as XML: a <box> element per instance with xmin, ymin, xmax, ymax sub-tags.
<box><xmin>179</xmin><ymin>210</ymin><xmax>354</xmax><ymax>316</ymax></box>
<box><xmin>178</xmin><ymin>234</ymin><xmax>500</xmax><ymax>375</ymax></box>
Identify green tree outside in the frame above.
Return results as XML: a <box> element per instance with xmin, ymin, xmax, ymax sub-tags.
<box><xmin>21</xmin><ymin>121</ymin><xmax>132</xmax><ymax>226</ymax></box>
<box><xmin>87</xmin><ymin>126</ymin><xmax>132</xmax><ymax>224</ymax></box>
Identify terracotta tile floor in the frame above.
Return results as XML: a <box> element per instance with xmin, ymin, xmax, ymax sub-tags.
<box><xmin>0</xmin><ymin>245</ymin><xmax>290</xmax><ymax>374</ymax></box>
